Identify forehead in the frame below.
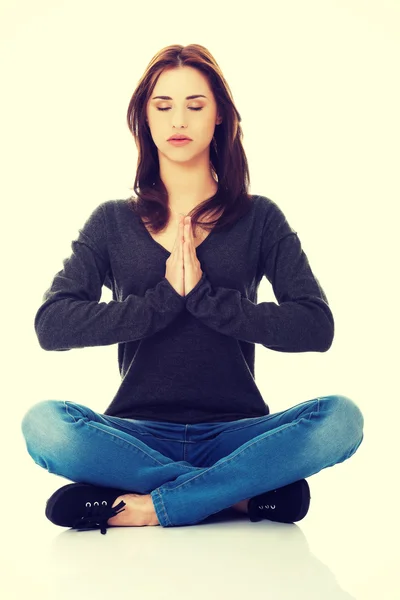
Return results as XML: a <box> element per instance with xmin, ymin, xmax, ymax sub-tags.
<box><xmin>152</xmin><ymin>66</ymin><xmax>212</xmax><ymax>97</ymax></box>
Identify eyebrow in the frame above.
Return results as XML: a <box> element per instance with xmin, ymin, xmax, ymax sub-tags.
<box><xmin>152</xmin><ymin>95</ymin><xmax>207</xmax><ymax>100</ymax></box>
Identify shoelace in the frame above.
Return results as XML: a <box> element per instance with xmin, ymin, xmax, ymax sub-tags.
<box><xmin>72</xmin><ymin>499</ymin><xmax>126</xmax><ymax>535</ymax></box>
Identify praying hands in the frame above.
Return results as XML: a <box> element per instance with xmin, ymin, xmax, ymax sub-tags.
<box><xmin>165</xmin><ymin>214</ymin><xmax>203</xmax><ymax>297</ymax></box>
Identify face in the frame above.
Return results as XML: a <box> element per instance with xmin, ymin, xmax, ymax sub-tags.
<box><xmin>146</xmin><ymin>66</ymin><xmax>222</xmax><ymax>162</ymax></box>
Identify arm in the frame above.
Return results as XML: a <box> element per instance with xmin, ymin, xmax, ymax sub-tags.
<box><xmin>34</xmin><ymin>203</ymin><xmax>185</xmax><ymax>351</ymax></box>
<box><xmin>185</xmin><ymin>205</ymin><xmax>334</xmax><ymax>353</ymax></box>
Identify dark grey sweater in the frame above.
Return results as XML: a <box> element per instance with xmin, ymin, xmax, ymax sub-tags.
<box><xmin>34</xmin><ymin>195</ymin><xmax>334</xmax><ymax>424</ymax></box>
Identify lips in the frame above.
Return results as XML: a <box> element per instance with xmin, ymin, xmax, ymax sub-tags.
<box><xmin>168</xmin><ymin>135</ymin><xmax>192</xmax><ymax>141</ymax></box>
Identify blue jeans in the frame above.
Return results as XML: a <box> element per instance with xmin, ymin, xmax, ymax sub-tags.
<box><xmin>21</xmin><ymin>394</ymin><xmax>364</xmax><ymax>527</ymax></box>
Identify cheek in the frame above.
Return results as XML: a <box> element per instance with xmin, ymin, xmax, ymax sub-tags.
<box><xmin>196</xmin><ymin>122</ymin><xmax>216</xmax><ymax>143</ymax></box>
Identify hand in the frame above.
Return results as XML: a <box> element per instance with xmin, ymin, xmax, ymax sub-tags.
<box><xmin>183</xmin><ymin>216</ymin><xmax>203</xmax><ymax>296</ymax></box>
<box><xmin>164</xmin><ymin>215</ymin><xmax>185</xmax><ymax>296</ymax></box>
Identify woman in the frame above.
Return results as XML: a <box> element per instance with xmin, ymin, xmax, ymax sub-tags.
<box><xmin>21</xmin><ymin>44</ymin><xmax>364</xmax><ymax>534</ymax></box>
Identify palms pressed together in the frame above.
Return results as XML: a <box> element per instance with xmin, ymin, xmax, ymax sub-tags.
<box><xmin>183</xmin><ymin>215</ymin><xmax>203</xmax><ymax>296</ymax></box>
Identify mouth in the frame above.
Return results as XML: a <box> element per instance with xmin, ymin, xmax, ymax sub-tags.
<box><xmin>167</xmin><ymin>136</ymin><xmax>192</xmax><ymax>141</ymax></box>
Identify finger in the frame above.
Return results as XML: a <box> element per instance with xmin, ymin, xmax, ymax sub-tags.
<box><xmin>186</xmin><ymin>218</ymin><xmax>194</xmax><ymax>257</ymax></box>
<box><xmin>180</xmin><ymin>218</ymin><xmax>185</xmax><ymax>263</ymax></box>
<box><xmin>184</xmin><ymin>217</ymin><xmax>191</xmax><ymax>246</ymax></box>
<box><xmin>179</xmin><ymin>218</ymin><xmax>184</xmax><ymax>254</ymax></box>
<box><xmin>174</xmin><ymin>215</ymin><xmax>183</xmax><ymax>257</ymax></box>
<box><xmin>172</xmin><ymin>217</ymin><xmax>180</xmax><ymax>254</ymax></box>
<box><xmin>184</xmin><ymin>219</ymin><xmax>190</xmax><ymax>255</ymax></box>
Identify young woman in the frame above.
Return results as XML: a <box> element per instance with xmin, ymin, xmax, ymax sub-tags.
<box><xmin>21</xmin><ymin>44</ymin><xmax>364</xmax><ymax>534</ymax></box>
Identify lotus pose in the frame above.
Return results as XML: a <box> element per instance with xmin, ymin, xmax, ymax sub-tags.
<box><xmin>21</xmin><ymin>44</ymin><xmax>364</xmax><ymax>534</ymax></box>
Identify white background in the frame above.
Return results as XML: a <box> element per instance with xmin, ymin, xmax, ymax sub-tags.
<box><xmin>0</xmin><ymin>1</ymin><xmax>399</xmax><ymax>599</ymax></box>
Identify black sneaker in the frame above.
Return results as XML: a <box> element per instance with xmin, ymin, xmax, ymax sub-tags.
<box><xmin>247</xmin><ymin>479</ymin><xmax>311</xmax><ymax>523</ymax></box>
<box><xmin>45</xmin><ymin>482</ymin><xmax>132</xmax><ymax>535</ymax></box>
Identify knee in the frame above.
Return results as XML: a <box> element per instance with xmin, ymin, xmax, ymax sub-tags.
<box><xmin>338</xmin><ymin>394</ymin><xmax>364</xmax><ymax>431</ymax></box>
<box><xmin>323</xmin><ymin>394</ymin><xmax>364</xmax><ymax>450</ymax></box>
<box><xmin>21</xmin><ymin>399</ymin><xmax>64</xmax><ymax>447</ymax></box>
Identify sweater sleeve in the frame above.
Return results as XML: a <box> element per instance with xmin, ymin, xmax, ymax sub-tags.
<box><xmin>34</xmin><ymin>203</ymin><xmax>185</xmax><ymax>351</ymax></box>
<box><xmin>185</xmin><ymin>203</ymin><xmax>334</xmax><ymax>353</ymax></box>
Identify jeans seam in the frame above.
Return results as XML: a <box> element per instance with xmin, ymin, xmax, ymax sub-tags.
<box><xmin>64</xmin><ymin>402</ymin><xmax>168</xmax><ymax>467</ymax></box>
<box><xmin>161</xmin><ymin>418</ymin><xmax>303</xmax><ymax>494</ymax></box>
<box><xmin>152</xmin><ymin>488</ymin><xmax>171</xmax><ymax>526</ymax></box>
<box><xmin>64</xmin><ymin>400</ymin><xmax>78</xmax><ymax>423</ymax></box>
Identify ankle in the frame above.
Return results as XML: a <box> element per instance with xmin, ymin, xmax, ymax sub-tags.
<box><xmin>232</xmin><ymin>499</ymin><xmax>250</xmax><ymax>514</ymax></box>
<box><xmin>145</xmin><ymin>494</ymin><xmax>160</xmax><ymax>525</ymax></box>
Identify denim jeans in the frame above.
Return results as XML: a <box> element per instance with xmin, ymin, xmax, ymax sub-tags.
<box><xmin>21</xmin><ymin>394</ymin><xmax>364</xmax><ymax>527</ymax></box>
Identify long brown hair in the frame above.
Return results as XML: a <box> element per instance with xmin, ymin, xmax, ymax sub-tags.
<box><xmin>126</xmin><ymin>43</ymin><xmax>254</xmax><ymax>235</ymax></box>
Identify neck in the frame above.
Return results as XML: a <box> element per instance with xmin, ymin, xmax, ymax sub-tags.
<box><xmin>168</xmin><ymin>183</ymin><xmax>218</xmax><ymax>216</ymax></box>
<box><xmin>158</xmin><ymin>155</ymin><xmax>218</xmax><ymax>216</ymax></box>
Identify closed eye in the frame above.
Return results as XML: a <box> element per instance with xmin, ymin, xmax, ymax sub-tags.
<box><xmin>157</xmin><ymin>107</ymin><xmax>203</xmax><ymax>111</ymax></box>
